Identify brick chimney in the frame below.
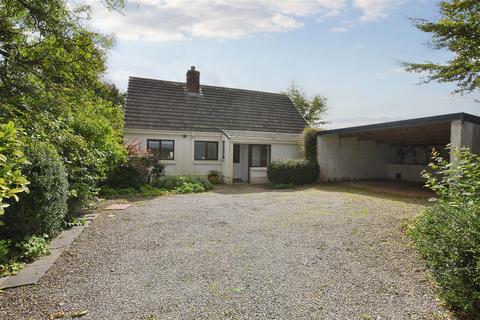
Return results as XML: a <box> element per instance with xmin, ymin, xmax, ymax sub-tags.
<box><xmin>186</xmin><ymin>66</ymin><xmax>200</xmax><ymax>93</ymax></box>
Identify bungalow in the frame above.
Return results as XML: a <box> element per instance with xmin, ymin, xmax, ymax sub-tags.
<box><xmin>124</xmin><ymin>66</ymin><xmax>307</xmax><ymax>184</ymax></box>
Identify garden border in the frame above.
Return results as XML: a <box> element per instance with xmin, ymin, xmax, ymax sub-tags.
<box><xmin>0</xmin><ymin>213</ymin><xmax>99</xmax><ymax>289</ymax></box>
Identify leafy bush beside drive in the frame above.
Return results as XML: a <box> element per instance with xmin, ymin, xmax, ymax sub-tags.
<box><xmin>0</xmin><ymin>122</ymin><xmax>30</xmax><ymax>216</ymax></box>
<box><xmin>1</xmin><ymin>143</ymin><xmax>69</xmax><ymax>241</ymax></box>
<box><xmin>267</xmin><ymin>160</ymin><xmax>319</xmax><ymax>185</ymax></box>
<box><xmin>409</xmin><ymin>147</ymin><xmax>480</xmax><ymax>317</ymax></box>
<box><xmin>154</xmin><ymin>176</ymin><xmax>212</xmax><ymax>191</ymax></box>
<box><xmin>101</xmin><ymin>176</ymin><xmax>212</xmax><ymax>198</ymax></box>
<box><xmin>106</xmin><ymin>143</ymin><xmax>166</xmax><ymax>189</ymax></box>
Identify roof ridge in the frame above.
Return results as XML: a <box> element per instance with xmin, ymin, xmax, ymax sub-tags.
<box><xmin>128</xmin><ymin>76</ymin><xmax>289</xmax><ymax>97</ymax></box>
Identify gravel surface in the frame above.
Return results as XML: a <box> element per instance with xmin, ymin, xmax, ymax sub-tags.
<box><xmin>0</xmin><ymin>184</ymin><xmax>450</xmax><ymax>320</ymax></box>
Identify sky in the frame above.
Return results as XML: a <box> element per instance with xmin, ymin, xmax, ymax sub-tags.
<box><xmin>85</xmin><ymin>0</ymin><xmax>480</xmax><ymax>128</ymax></box>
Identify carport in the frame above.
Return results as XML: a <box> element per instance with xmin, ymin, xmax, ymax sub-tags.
<box><xmin>317</xmin><ymin>113</ymin><xmax>480</xmax><ymax>182</ymax></box>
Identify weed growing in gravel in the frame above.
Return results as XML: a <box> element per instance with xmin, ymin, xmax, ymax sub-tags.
<box><xmin>208</xmin><ymin>281</ymin><xmax>220</xmax><ymax>296</ymax></box>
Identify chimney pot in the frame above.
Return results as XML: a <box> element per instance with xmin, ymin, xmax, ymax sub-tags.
<box><xmin>186</xmin><ymin>66</ymin><xmax>200</xmax><ymax>93</ymax></box>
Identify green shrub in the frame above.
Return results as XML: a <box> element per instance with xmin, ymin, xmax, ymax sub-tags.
<box><xmin>106</xmin><ymin>144</ymin><xmax>165</xmax><ymax>189</ymax></box>
<box><xmin>409</xmin><ymin>147</ymin><xmax>480</xmax><ymax>317</ymax></box>
<box><xmin>138</xmin><ymin>185</ymin><xmax>169</xmax><ymax>197</ymax></box>
<box><xmin>0</xmin><ymin>121</ymin><xmax>30</xmax><ymax>217</ymax></box>
<box><xmin>106</xmin><ymin>165</ymin><xmax>144</xmax><ymax>189</ymax></box>
<box><xmin>174</xmin><ymin>182</ymin><xmax>205</xmax><ymax>194</ymax></box>
<box><xmin>154</xmin><ymin>176</ymin><xmax>212</xmax><ymax>191</ymax></box>
<box><xmin>0</xmin><ymin>261</ymin><xmax>24</xmax><ymax>277</ymax></box>
<box><xmin>0</xmin><ymin>239</ymin><xmax>11</xmax><ymax>264</ymax></box>
<box><xmin>303</xmin><ymin>127</ymin><xmax>319</xmax><ymax>164</ymax></box>
<box><xmin>16</xmin><ymin>235</ymin><xmax>50</xmax><ymax>261</ymax></box>
<box><xmin>1</xmin><ymin>142</ymin><xmax>69</xmax><ymax>240</ymax></box>
<box><xmin>267</xmin><ymin>160</ymin><xmax>319</xmax><ymax>185</ymax></box>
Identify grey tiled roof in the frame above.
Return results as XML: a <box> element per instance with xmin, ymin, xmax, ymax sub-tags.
<box><xmin>125</xmin><ymin>77</ymin><xmax>307</xmax><ymax>134</ymax></box>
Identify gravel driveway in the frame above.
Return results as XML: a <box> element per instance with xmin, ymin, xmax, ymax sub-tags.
<box><xmin>0</xmin><ymin>184</ymin><xmax>449</xmax><ymax>319</ymax></box>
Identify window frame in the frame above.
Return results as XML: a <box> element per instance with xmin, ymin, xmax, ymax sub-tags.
<box><xmin>249</xmin><ymin>144</ymin><xmax>271</xmax><ymax>167</ymax></box>
<box><xmin>194</xmin><ymin>140</ymin><xmax>219</xmax><ymax>161</ymax></box>
<box><xmin>147</xmin><ymin>139</ymin><xmax>175</xmax><ymax>160</ymax></box>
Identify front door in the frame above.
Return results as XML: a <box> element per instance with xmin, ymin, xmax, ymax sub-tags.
<box><xmin>233</xmin><ymin>144</ymin><xmax>242</xmax><ymax>182</ymax></box>
<box><xmin>233</xmin><ymin>144</ymin><xmax>249</xmax><ymax>182</ymax></box>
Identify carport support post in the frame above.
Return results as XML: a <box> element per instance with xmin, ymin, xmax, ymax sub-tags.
<box><xmin>451</xmin><ymin>120</ymin><xmax>480</xmax><ymax>158</ymax></box>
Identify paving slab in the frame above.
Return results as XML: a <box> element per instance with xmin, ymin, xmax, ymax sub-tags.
<box><xmin>49</xmin><ymin>226</ymin><xmax>84</xmax><ymax>250</ymax></box>
<box><xmin>105</xmin><ymin>203</ymin><xmax>132</xmax><ymax>210</ymax></box>
<box><xmin>0</xmin><ymin>249</ymin><xmax>62</xmax><ymax>289</ymax></box>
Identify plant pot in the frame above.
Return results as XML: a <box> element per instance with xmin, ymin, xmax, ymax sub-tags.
<box><xmin>208</xmin><ymin>175</ymin><xmax>219</xmax><ymax>184</ymax></box>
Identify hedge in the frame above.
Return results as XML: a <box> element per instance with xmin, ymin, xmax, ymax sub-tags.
<box><xmin>267</xmin><ymin>159</ymin><xmax>319</xmax><ymax>185</ymax></box>
<box><xmin>1</xmin><ymin>142</ymin><xmax>69</xmax><ymax>240</ymax></box>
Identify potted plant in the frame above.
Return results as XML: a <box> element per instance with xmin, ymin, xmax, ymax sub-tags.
<box><xmin>207</xmin><ymin>170</ymin><xmax>221</xmax><ymax>184</ymax></box>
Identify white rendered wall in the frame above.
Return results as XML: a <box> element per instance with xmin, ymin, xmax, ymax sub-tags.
<box><xmin>271</xmin><ymin>144</ymin><xmax>302</xmax><ymax>161</ymax></box>
<box><xmin>124</xmin><ymin>131</ymin><xmax>224</xmax><ymax>179</ymax></box>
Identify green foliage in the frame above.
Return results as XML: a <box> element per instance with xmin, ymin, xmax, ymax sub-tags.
<box><xmin>0</xmin><ymin>0</ymin><xmax>127</xmax><ymax>218</ymax></box>
<box><xmin>16</xmin><ymin>235</ymin><xmax>50</xmax><ymax>261</ymax></box>
<box><xmin>424</xmin><ymin>147</ymin><xmax>480</xmax><ymax>206</ymax></box>
<box><xmin>106</xmin><ymin>144</ymin><xmax>164</xmax><ymax>189</ymax></box>
<box><xmin>1</xmin><ymin>142</ymin><xmax>69</xmax><ymax>240</ymax></box>
<box><xmin>100</xmin><ymin>185</ymin><xmax>169</xmax><ymax>198</ymax></box>
<box><xmin>283</xmin><ymin>82</ymin><xmax>328</xmax><ymax>127</ymax></box>
<box><xmin>270</xmin><ymin>183</ymin><xmax>295</xmax><ymax>189</ymax></box>
<box><xmin>65</xmin><ymin>217</ymin><xmax>87</xmax><ymax>228</ymax></box>
<box><xmin>173</xmin><ymin>182</ymin><xmax>206</xmax><ymax>194</ymax></box>
<box><xmin>402</xmin><ymin>0</ymin><xmax>480</xmax><ymax>95</ymax></box>
<box><xmin>151</xmin><ymin>161</ymin><xmax>167</xmax><ymax>182</ymax></box>
<box><xmin>0</xmin><ymin>261</ymin><xmax>25</xmax><ymax>277</ymax></box>
<box><xmin>102</xmin><ymin>176</ymin><xmax>213</xmax><ymax>198</ymax></box>
<box><xmin>154</xmin><ymin>176</ymin><xmax>212</xmax><ymax>191</ymax></box>
<box><xmin>410</xmin><ymin>147</ymin><xmax>480</xmax><ymax>317</ymax></box>
<box><xmin>303</xmin><ymin>127</ymin><xmax>319</xmax><ymax>164</ymax></box>
<box><xmin>107</xmin><ymin>165</ymin><xmax>145</xmax><ymax>189</ymax></box>
<box><xmin>0</xmin><ymin>239</ymin><xmax>11</xmax><ymax>264</ymax></box>
<box><xmin>0</xmin><ymin>122</ymin><xmax>30</xmax><ymax>217</ymax></box>
<box><xmin>267</xmin><ymin>160</ymin><xmax>319</xmax><ymax>185</ymax></box>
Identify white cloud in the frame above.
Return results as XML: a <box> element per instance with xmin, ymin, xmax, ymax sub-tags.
<box><xmin>86</xmin><ymin>0</ymin><xmax>346</xmax><ymax>41</ymax></box>
<box><xmin>353</xmin><ymin>0</ymin><xmax>406</xmax><ymax>22</ymax></box>
<box><xmin>82</xmin><ymin>0</ymin><xmax>412</xmax><ymax>40</ymax></box>
<box><xmin>331</xmin><ymin>26</ymin><xmax>348</xmax><ymax>32</ymax></box>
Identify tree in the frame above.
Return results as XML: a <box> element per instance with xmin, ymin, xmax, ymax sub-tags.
<box><xmin>402</xmin><ymin>0</ymin><xmax>480</xmax><ymax>96</ymax></box>
<box><xmin>0</xmin><ymin>0</ymin><xmax>126</xmax><ymax>216</ymax></box>
<box><xmin>283</xmin><ymin>82</ymin><xmax>328</xmax><ymax>127</ymax></box>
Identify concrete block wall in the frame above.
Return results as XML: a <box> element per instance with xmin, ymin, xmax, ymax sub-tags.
<box><xmin>317</xmin><ymin>134</ymin><xmax>390</xmax><ymax>181</ymax></box>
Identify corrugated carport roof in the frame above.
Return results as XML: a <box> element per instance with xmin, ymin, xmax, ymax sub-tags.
<box><xmin>318</xmin><ymin>112</ymin><xmax>480</xmax><ymax>146</ymax></box>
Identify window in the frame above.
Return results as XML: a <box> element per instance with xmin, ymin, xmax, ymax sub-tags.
<box><xmin>147</xmin><ymin>139</ymin><xmax>174</xmax><ymax>160</ymax></box>
<box><xmin>222</xmin><ymin>141</ymin><xmax>225</xmax><ymax>159</ymax></box>
<box><xmin>250</xmin><ymin>145</ymin><xmax>271</xmax><ymax>167</ymax></box>
<box><xmin>233</xmin><ymin>144</ymin><xmax>240</xmax><ymax>163</ymax></box>
<box><xmin>194</xmin><ymin>141</ymin><xmax>218</xmax><ymax>160</ymax></box>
